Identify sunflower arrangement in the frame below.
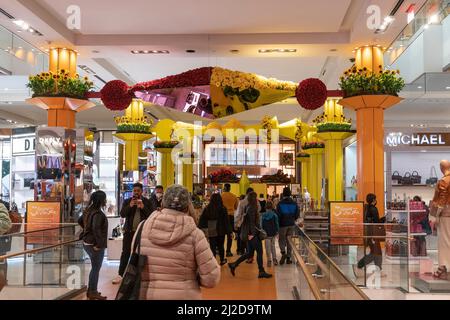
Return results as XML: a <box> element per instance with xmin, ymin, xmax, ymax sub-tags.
<box><xmin>295</xmin><ymin>119</ymin><xmax>305</xmax><ymax>141</ymax></box>
<box><xmin>338</xmin><ymin>65</ymin><xmax>405</xmax><ymax>98</ymax></box>
<box><xmin>27</xmin><ymin>69</ymin><xmax>94</xmax><ymax>99</ymax></box>
<box><xmin>312</xmin><ymin>112</ymin><xmax>353</xmax><ymax>133</ymax></box>
<box><xmin>114</xmin><ymin>115</ymin><xmax>153</xmax><ymax>134</ymax></box>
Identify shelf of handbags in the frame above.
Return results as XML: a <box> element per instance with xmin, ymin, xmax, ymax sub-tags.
<box><xmin>385</xmin><ymin>200</ymin><xmax>431</xmax><ymax>264</ymax></box>
<box><xmin>391</xmin><ymin>170</ymin><xmax>437</xmax><ymax>187</ymax></box>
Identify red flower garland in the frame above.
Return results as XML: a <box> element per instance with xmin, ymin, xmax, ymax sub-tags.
<box><xmin>100</xmin><ymin>80</ymin><xmax>132</xmax><ymax>111</ymax></box>
<box><xmin>296</xmin><ymin>78</ymin><xmax>327</xmax><ymax>110</ymax></box>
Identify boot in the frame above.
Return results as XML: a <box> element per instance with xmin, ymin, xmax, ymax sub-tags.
<box><xmin>258</xmin><ymin>270</ymin><xmax>273</xmax><ymax>279</ymax></box>
<box><xmin>286</xmin><ymin>257</ymin><xmax>293</xmax><ymax>264</ymax></box>
<box><xmin>273</xmin><ymin>259</ymin><xmax>278</xmax><ymax>266</ymax></box>
<box><xmin>228</xmin><ymin>263</ymin><xmax>236</xmax><ymax>277</ymax></box>
<box><xmin>87</xmin><ymin>291</ymin><xmax>107</xmax><ymax>300</ymax></box>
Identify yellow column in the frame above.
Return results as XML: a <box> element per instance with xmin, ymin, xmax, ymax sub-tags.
<box><xmin>181</xmin><ymin>137</ymin><xmax>194</xmax><ymax>193</ymax></box>
<box><xmin>296</xmin><ymin>157</ymin><xmax>310</xmax><ymax>191</ymax></box>
<box><xmin>306</xmin><ymin>148</ymin><xmax>324</xmax><ymax>209</ymax></box>
<box><xmin>316</xmin><ymin>132</ymin><xmax>353</xmax><ymax>202</ymax></box>
<box><xmin>158</xmin><ymin>148</ymin><xmax>175</xmax><ymax>190</ymax></box>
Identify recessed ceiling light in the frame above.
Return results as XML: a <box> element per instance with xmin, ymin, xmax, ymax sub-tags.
<box><xmin>92</xmin><ymin>50</ymin><xmax>100</xmax><ymax>53</ymax></box>
<box><xmin>329</xmin><ymin>49</ymin><xmax>337</xmax><ymax>52</ymax></box>
<box><xmin>230</xmin><ymin>49</ymin><xmax>239</xmax><ymax>53</ymax></box>
<box><xmin>446</xmin><ymin>86</ymin><xmax>450</xmax><ymax>90</ymax></box>
<box><xmin>410</xmin><ymin>124</ymin><xmax>415</xmax><ymax>127</ymax></box>
<box><xmin>258</xmin><ymin>48</ymin><xmax>297</xmax><ymax>53</ymax></box>
<box><xmin>186</xmin><ymin>49</ymin><xmax>196</xmax><ymax>53</ymax></box>
<box><xmin>16</xmin><ymin>30</ymin><xmax>22</xmax><ymax>33</ymax></box>
<box><xmin>417</xmin><ymin>86</ymin><xmax>423</xmax><ymax>89</ymax></box>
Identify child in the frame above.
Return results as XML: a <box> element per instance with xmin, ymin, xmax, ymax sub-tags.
<box><xmin>262</xmin><ymin>201</ymin><xmax>279</xmax><ymax>267</ymax></box>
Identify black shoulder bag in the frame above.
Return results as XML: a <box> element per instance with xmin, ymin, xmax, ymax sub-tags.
<box><xmin>115</xmin><ymin>221</ymin><xmax>147</xmax><ymax>300</ymax></box>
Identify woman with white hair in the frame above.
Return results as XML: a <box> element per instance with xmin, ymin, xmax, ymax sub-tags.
<box><xmin>137</xmin><ymin>185</ymin><xmax>220</xmax><ymax>300</ymax></box>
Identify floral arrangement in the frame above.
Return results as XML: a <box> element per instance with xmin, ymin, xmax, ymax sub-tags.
<box><xmin>312</xmin><ymin>112</ymin><xmax>353</xmax><ymax>133</ymax></box>
<box><xmin>101</xmin><ymin>80</ymin><xmax>133</xmax><ymax>111</ymax></box>
<box><xmin>260</xmin><ymin>169</ymin><xmax>292</xmax><ymax>183</ymax></box>
<box><xmin>114</xmin><ymin>115</ymin><xmax>153</xmax><ymax>134</ymax></box>
<box><xmin>153</xmin><ymin>140</ymin><xmax>180</xmax><ymax>149</ymax></box>
<box><xmin>338</xmin><ymin>65</ymin><xmax>405</xmax><ymax>98</ymax></box>
<box><xmin>295</xmin><ymin>78</ymin><xmax>328</xmax><ymax>110</ymax></box>
<box><xmin>208</xmin><ymin>169</ymin><xmax>239</xmax><ymax>183</ymax></box>
<box><xmin>261</xmin><ymin>116</ymin><xmax>274</xmax><ymax>143</ymax></box>
<box><xmin>296</xmin><ymin>152</ymin><xmax>310</xmax><ymax>158</ymax></box>
<box><xmin>27</xmin><ymin>69</ymin><xmax>94</xmax><ymax>99</ymax></box>
<box><xmin>211</xmin><ymin>67</ymin><xmax>297</xmax><ymax>92</ymax></box>
<box><xmin>302</xmin><ymin>142</ymin><xmax>325</xmax><ymax>150</ymax></box>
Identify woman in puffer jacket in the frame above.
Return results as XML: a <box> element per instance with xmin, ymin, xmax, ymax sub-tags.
<box><xmin>137</xmin><ymin>184</ymin><xmax>220</xmax><ymax>300</ymax></box>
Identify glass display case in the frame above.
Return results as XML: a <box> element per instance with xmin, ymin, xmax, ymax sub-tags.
<box><xmin>98</xmin><ymin>142</ymin><xmax>118</xmax><ymax>217</ymax></box>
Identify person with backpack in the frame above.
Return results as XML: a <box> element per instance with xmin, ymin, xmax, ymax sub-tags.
<box><xmin>228</xmin><ymin>192</ymin><xmax>272</xmax><ymax>279</ymax></box>
<box><xmin>262</xmin><ymin>201</ymin><xmax>279</xmax><ymax>267</ymax></box>
<box><xmin>198</xmin><ymin>193</ymin><xmax>231</xmax><ymax>265</ymax></box>
<box><xmin>276</xmin><ymin>187</ymin><xmax>300</xmax><ymax>265</ymax></box>
<box><xmin>78</xmin><ymin>190</ymin><xmax>108</xmax><ymax>300</ymax></box>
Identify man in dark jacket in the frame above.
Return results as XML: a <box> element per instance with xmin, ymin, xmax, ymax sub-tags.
<box><xmin>112</xmin><ymin>182</ymin><xmax>153</xmax><ymax>284</ymax></box>
<box><xmin>149</xmin><ymin>185</ymin><xmax>164</xmax><ymax>212</ymax></box>
<box><xmin>276</xmin><ymin>187</ymin><xmax>300</xmax><ymax>265</ymax></box>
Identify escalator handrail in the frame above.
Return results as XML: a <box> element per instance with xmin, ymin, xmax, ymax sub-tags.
<box><xmin>295</xmin><ymin>226</ymin><xmax>370</xmax><ymax>300</ymax></box>
<box><xmin>288</xmin><ymin>237</ymin><xmax>323</xmax><ymax>300</ymax></box>
<box><xmin>0</xmin><ymin>238</ymin><xmax>81</xmax><ymax>260</ymax></box>
<box><xmin>0</xmin><ymin>223</ymin><xmax>79</xmax><ymax>238</ymax></box>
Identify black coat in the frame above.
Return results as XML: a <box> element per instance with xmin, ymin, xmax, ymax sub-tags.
<box><xmin>198</xmin><ymin>205</ymin><xmax>231</xmax><ymax>237</ymax></box>
<box><xmin>240</xmin><ymin>205</ymin><xmax>260</xmax><ymax>240</ymax></box>
<box><xmin>120</xmin><ymin>197</ymin><xmax>153</xmax><ymax>233</ymax></box>
<box><xmin>78</xmin><ymin>209</ymin><xmax>108</xmax><ymax>249</ymax></box>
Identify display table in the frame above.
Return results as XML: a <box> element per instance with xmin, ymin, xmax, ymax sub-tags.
<box><xmin>107</xmin><ymin>238</ymin><xmax>123</xmax><ymax>261</ymax></box>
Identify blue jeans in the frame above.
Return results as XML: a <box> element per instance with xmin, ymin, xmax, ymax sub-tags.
<box><xmin>83</xmin><ymin>245</ymin><xmax>105</xmax><ymax>293</ymax></box>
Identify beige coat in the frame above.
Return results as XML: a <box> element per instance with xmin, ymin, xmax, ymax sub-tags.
<box><xmin>138</xmin><ymin>208</ymin><xmax>220</xmax><ymax>300</ymax></box>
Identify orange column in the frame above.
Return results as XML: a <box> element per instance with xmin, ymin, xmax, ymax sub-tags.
<box><xmin>340</xmin><ymin>95</ymin><xmax>402</xmax><ymax>216</ymax></box>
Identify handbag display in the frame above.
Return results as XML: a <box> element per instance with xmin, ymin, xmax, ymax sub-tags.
<box><xmin>115</xmin><ymin>222</ymin><xmax>147</xmax><ymax>300</ymax></box>
<box><xmin>426</xmin><ymin>166</ymin><xmax>438</xmax><ymax>186</ymax></box>
<box><xmin>391</xmin><ymin>171</ymin><xmax>402</xmax><ymax>184</ymax></box>
<box><xmin>411</xmin><ymin>171</ymin><xmax>421</xmax><ymax>184</ymax></box>
<box><xmin>401</xmin><ymin>172</ymin><xmax>413</xmax><ymax>185</ymax></box>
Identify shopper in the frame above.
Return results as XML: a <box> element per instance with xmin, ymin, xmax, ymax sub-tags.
<box><xmin>235</xmin><ymin>188</ymin><xmax>260</xmax><ymax>261</ymax></box>
<box><xmin>276</xmin><ymin>187</ymin><xmax>300</xmax><ymax>265</ymax></box>
<box><xmin>353</xmin><ymin>193</ymin><xmax>386</xmax><ymax>277</ymax></box>
<box><xmin>113</xmin><ymin>182</ymin><xmax>153</xmax><ymax>285</ymax></box>
<box><xmin>78</xmin><ymin>190</ymin><xmax>108</xmax><ymax>300</ymax></box>
<box><xmin>228</xmin><ymin>192</ymin><xmax>272</xmax><ymax>279</ymax></box>
<box><xmin>221</xmin><ymin>183</ymin><xmax>239</xmax><ymax>257</ymax></box>
<box><xmin>150</xmin><ymin>185</ymin><xmax>164</xmax><ymax>212</ymax></box>
<box><xmin>259</xmin><ymin>194</ymin><xmax>267</xmax><ymax>213</ymax></box>
<box><xmin>262</xmin><ymin>201</ymin><xmax>279</xmax><ymax>267</ymax></box>
<box><xmin>138</xmin><ymin>184</ymin><xmax>220</xmax><ymax>299</ymax></box>
<box><xmin>199</xmin><ymin>193</ymin><xmax>231</xmax><ymax>265</ymax></box>
<box><xmin>0</xmin><ymin>202</ymin><xmax>11</xmax><ymax>292</ymax></box>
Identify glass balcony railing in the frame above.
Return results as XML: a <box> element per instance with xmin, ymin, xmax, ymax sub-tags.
<box><xmin>0</xmin><ymin>24</ymin><xmax>48</xmax><ymax>76</ymax></box>
<box><xmin>0</xmin><ymin>224</ymin><xmax>86</xmax><ymax>300</ymax></box>
<box><xmin>385</xmin><ymin>0</ymin><xmax>450</xmax><ymax>66</ymax></box>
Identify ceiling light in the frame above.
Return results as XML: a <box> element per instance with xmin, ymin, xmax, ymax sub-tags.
<box><xmin>16</xmin><ymin>30</ymin><xmax>22</xmax><ymax>33</ymax></box>
<box><xmin>230</xmin><ymin>49</ymin><xmax>239</xmax><ymax>53</ymax></box>
<box><xmin>384</xmin><ymin>16</ymin><xmax>395</xmax><ymax>23</ymax></box>
<box><xmin>13</xmin><ymin>20</ymin><xmax>24</xmax><ymax>26</ymax></box>
<box><xmin>186</xmin><ymin>49</ymin><xmax>196</xmax><ymax>53</ymax></box>
<box><xmin>430</xmin><ymin>14</ymin><xmax>439</xmax><ymax>24</ymax></box>
<box><xmin>410</xmin><ymin>124</ymin><xmax>415</xmax><ymax>127</ymax></box>
<box><xmin>258</xmin><ymin>49</ymin><xmax>296</xmax><ymax>53</ymax></box>
<box><xmin>446</xmin><ymin>86</ymin><xmax>450</xmax><ymax>90</ymax></box>
<box><xmin>424</xmin><ymin>24</ymin><xmax>429</xmax><ymax>29</ymax></box>
<box><xmin>417</xmin><ymin>86</ymin><xmax>422</xmax><ymax>89</ymax></box>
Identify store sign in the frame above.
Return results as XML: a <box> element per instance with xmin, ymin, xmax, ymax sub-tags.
<box><xmin>25</xmin><ymin>201</ymin><xmax>61</xmax><ymax>245</ymax></box>
<box><xmin>386</xmin><ymin>132</ymin><xmax>450</xmax><ymax>147</ymax></box>
<box><xmin>330</xmin><ymin>201</ymin><xmax>364</xmax><ymax>245</ymax></box>
<box><xmin>12</xmin><ymin>136</ymin><xmax>35</xmax><ymax>154</ymax></box>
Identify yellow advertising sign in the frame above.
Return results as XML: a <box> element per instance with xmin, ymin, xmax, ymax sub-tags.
<box><xmin>330</xmin><ymin>201</ymin><xmax>364</xmax><ymax>245</ymax></box>
<box><xmin>25</xmin><ymin>201</ymin><xmax>61</xmax><ymax>245</ymax></box>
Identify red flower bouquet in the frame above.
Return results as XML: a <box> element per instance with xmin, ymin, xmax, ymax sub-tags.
<box><xmin>296</xmin><ymin>78</ymin><xmax>327</xmax><ymax>110</ymax></box>
<box><xmin>208</xmin><ymin>169</ymin><xmax>239</xmax><ymax>183</ymax></box>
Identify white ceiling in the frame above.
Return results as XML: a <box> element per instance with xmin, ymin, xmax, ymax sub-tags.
<box><xmin>38</xmin><ymin>0</ymin><xmax>352</xmax><ymax>34</ymax></box>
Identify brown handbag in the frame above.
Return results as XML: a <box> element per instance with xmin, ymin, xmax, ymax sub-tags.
<box><xmin>6</xmin><ymin>211</ymin><xmax>22</xmax><ymax>234</ymax></box>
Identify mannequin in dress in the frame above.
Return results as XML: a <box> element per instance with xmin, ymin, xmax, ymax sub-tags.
<box><xmin>430</xmin><ymin>159</ymin><xmax>450</xmax><ymax>279</ymax></box>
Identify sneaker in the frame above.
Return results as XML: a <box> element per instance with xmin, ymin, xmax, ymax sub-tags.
<box><xmin>228</xmin><ymin>263</ymin><xmax>236</xmax><ymax>277</ymax></box>
<box><xmin>280</xmin><ymin>254</ymin><xmax>287</xmax><ymax>265</ymax></box>
<box><xmin>258</xmin><ymin>271</ymin><xmax>273</xmax><ymax>279</ymax></box>
<box><xmin>273</xmin><ymin>259</ymin><xmax>278</xmax><ymax>266</ymax></box>
<box><xmin>226</xmin><ymin>251</ymin><xmax>233</xmax><ymax>257</ymax></box>
<box><xmin>112</xmin><ymin>275</ymin><xmax>123</xmax><ymax>285</ymax></box>
<box><xmin>267</xmin><ymin>260</ymin><xmax>272</xmax><ymax>268</ymax></box>
<box><xmin>220</xmin><ymin>259</ymin><xmax>228</xmax><ymax>266</ymax></box>
<box><xmin>286</xmin><ymin>257</ymin><xmax>293</xmax><ymax>264</ymax></box>
<box><xmin>87</xmin><ymin>291</ymin><xmax>107</xmax><ymax>300</ymax></box>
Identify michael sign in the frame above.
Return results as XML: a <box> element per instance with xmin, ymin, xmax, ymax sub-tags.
<box><xmin>386</xmin><ymin>133</ymin><xmax>449</xmax><ymax>147</ymax></box>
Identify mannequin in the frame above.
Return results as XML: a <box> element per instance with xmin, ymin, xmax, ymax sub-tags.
<box><xmin>430</xmin><ymin>159</ymin><xmax>450</xmax><ymax>280</ymax></box>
